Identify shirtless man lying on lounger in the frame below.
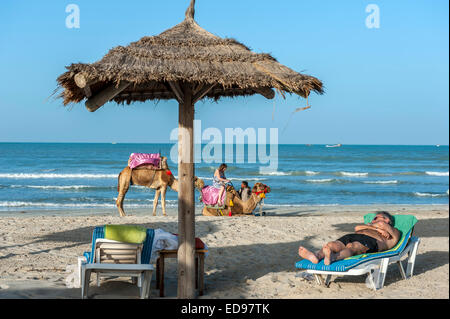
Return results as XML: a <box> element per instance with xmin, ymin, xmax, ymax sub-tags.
<box><xmin>298</xmin><ymin>211</ymin><xmax>401</xmax><ymax>265</ymax></box>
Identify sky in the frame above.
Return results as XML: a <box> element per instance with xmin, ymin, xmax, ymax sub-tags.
<box><xmin>0</xmin><ymin>0</ymin><xmax>448</xmax><ymax>145</ymax></box>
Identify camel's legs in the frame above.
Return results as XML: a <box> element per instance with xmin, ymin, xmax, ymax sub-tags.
<box><xmin>116</xmin><ymin>174</ymin><xmax>130</xmax><ymax>217</ymax></box>
<box><xmin>152</xmin><ymin>189</ymin><xmax>161</xmax><ymax>216</ymax></box>
<box><xmin>160</xmin><ymin>186</ymin><xmax>167</xmax><ymax>216</ymax></box>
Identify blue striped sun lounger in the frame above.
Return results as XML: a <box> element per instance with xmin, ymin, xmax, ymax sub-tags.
<box><xmin>295</xmin><ymin>214</ymin><xmax>420</xmax><ymax>290</ymax></box>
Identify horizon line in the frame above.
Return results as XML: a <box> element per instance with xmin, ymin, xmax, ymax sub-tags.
<box><xmin>0</xmin><ymin>141</ymin><xmax>448</xmax><ymax>147</ymax></box>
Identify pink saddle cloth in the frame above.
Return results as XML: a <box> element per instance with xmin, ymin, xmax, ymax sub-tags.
<box><xmin>128</xmin><ymin>153</ymin><xmax>160</xmax><ymax>169</ymax></box>
<box><xmin>201</xmin><ymin>185</ymin><xmax>226</xmax><ymax>206</ymax></box>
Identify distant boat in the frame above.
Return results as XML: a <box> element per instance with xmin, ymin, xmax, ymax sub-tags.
<box><xmin>326</xmin><ymin>144</ymin><xmax>342</xmax><ymax>148</ymax></box>
<box><xmin>436</xmin><ymin>144</ymin><xmax>440</xmax><ymax>147</ymax></box>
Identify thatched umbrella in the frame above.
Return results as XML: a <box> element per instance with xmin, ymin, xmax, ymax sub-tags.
<box><xmin>56</xmin><ymin>0</ymin><xmax>323</xmax><ymax>298</ymax></box>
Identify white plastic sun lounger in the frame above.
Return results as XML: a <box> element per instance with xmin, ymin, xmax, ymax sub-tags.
<box><xmin>79</xmin><ymin>226</ymin><xmax>155</xmax><ymax>299</ymax></box>
<box><xmin>80</xmin><ymin>238</ymin><xmax>154</xmax><ymax>299</ymax></box>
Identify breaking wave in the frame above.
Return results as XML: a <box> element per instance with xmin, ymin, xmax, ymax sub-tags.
<box><xmin>425</xmin><ymin>171</ymin><xmax>449</xmax><ymax>176</ymax></box>
<box><xmin>413</xmin><ymin>191</ymin><xmax>448</xmax><ymax>197</ymax></box>
<box><xmin>306</xmin><ymin>179</ymin><xmax>334</xmax><ymax>183</ymax></box>
<box><xmin>339</xmin><ymin>172</ymin><xmax>369</xmax><ymax>177</ymax></box>
<box><xmin>364</xmin><ymin>180</ymin><xmax>398</xmax><ymax>184</ymax></box>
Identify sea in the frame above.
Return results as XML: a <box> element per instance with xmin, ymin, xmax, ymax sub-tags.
<box><xmin>0</xmin><ymin>143</ymin><xmax>448</xmax><ymax>213</ymax></box>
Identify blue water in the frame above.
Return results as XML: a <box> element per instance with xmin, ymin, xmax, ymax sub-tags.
<box><xmin>0</xmin><ymin>143</ymin><xmax>448</xmax><ymax>212</ymax></box>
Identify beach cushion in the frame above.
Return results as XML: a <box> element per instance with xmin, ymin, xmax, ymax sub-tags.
<box><xmin>295</xmin><ymin>214</ymin><xmax>418</xmax><ymax>272</ymax></box>
<box><xmin>104</xmin><ymin>224</ymin><xmax>147</xmax><ymax>244</ymax></box>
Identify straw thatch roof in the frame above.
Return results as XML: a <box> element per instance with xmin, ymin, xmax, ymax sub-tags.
<box><xmin>56</xmin><ymin>0</ymin><xmax>323</xmax><ymax>108</ymax></box>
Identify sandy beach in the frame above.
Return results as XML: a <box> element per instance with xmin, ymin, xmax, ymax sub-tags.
<box><xmin>0</xmin><ymin>204</ymin><xmax>448</xmax><ymax>299</ymax></box>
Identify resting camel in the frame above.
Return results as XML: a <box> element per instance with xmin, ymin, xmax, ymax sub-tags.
<box><xmin>116</xmin><ymin>156</ymin><xmax>205</xmax><ymax>217</ymax></box>
<box><xmin>202</xmin><ymin>182</ymin><xmax>271</xmax><ymax>216</ymax></box>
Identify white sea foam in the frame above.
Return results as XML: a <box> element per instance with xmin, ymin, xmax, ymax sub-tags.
<box><xmin>306</xmin><ymin>179</ymin><xmax>334</xmax><ymax>183</ymax></box>
<box><xmin>0</xmin><ymin>201</ymin><xmax>178</xmax><ymax>208</ymax></box>
<box><xmin>425</xmin><ymin>171</ymin><xmax>449</xmax><ymax>176</ymax></box>
<box><xmin>10</xmin><ymin>185</ymin><xmax>95</xmax><ymax>190</ymax></box>
<box><xmin>198</xmin><ymin>176</ymin><xmax>267</xmax><ymax>182</ymax></box>
<box><xmin>339</xmin><ymin>172</ymin><xmax>369</xmax><ymax>177</ymax></box>
<box><xmin>232</xmin><ymin>177</ymin><xmax>268</xmax><ymax>181</ymax></box>
<box><xmin>0</xmin><ymin>173</ymin><xmax>117</xmax><ymax>179</ymax></box>
<box><xmin>413</xmin><ymin>192</ymin><xmax>447</xmax><ymax>197</ymax></box>
<box><xmin>260</xmin><ymin>171</ymin><xmax>291</xmax><ymax>176</ymax></box>
<box><xmin>364</xmin><ymin>180</ymin><xmax>398</xmax><ymax>184</ymax></box>
<box><xmin>262</xmin><ymin>170</ymin><xmax>322</xmax><ymax>176</ymax></box>
<box><xmin>112</xmin><ymin>197</ymin><xmax>177</xmax><ymax>203</ymax></box>
<box><xmin>0</xmin><ymin>201</ymin><xmax>116</xmax><ymax>208</ymax></box>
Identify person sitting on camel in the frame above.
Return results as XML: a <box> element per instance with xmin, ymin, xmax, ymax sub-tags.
<box><xmin>213</xmin><ymin>163</ymin><xmax>231</xmax><ymax>206</ymax></box>
<box><xmin>238</xmin><ymin>181</ymin><xmax>251</xmax><ymax>202</ymax></box>
<box><xmin>298</xmin><ymin>211</ymin><xmax>400</xmax><ymax>265</ymax></box>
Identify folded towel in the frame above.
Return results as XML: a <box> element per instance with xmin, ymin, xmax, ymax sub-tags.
<box><xmin>172</xmin><ymin>233</ymin><xmax>207</xmax><ymax>249</ymax></box>
<box><xmin>104</xmin><ymin>225</ymin><xmax>147</xmax><ymax>244</ymax></box>
<box><xmin>150</xmin><ymin>229</ymin><xmax>179</xmax><ymax>262</ymax></box>
<box><xmin>195</xmin><ymin>237</ymin><xmax>206</xmax><ymax>250</ymax></box>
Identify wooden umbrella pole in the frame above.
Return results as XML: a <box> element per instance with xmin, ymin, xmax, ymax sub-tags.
<box><xmin>177</xmin><ymin>82</ymin><xmax>196</xmax><ymax>299</ymax></box>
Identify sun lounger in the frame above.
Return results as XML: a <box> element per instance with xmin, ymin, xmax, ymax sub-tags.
<box><xmin>295</xmin><ymin>214</ymin><xmax>420</xmax><ymax>290</ymax></box>
<box><xmin>79</xmin><ymin>225</ymin><xmax>155</xmax><ymax>299</ymax></box>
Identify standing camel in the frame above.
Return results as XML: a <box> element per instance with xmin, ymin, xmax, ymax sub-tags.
<box><xmin>116</xmin><ymin>156</ymin><xmax>205</xmax><ymax>217</ymax></box>
<box><xmin>202</xmin><ymin>182</ymin><xmax>271</xmax><ymax>216</ymax></box>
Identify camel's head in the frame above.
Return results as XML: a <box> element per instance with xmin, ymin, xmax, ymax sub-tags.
<box><xmin>160</xmin><ymin>156</ymin><xmax>169</xmax><ymax>169</ymax></box>
<box><xmin>194</xmin><ymin>176</ymin><xmax>205</xmax><ymax>190</ymax></box>
<box><xmin>252</xmin><ymin>182</ymin><xmax>271</xmax><ymax>199</ymax></box>
<box><xmin>226</xmin><ymin>183</ymin><xmax>237</xmax><ymax>194</ymax></box>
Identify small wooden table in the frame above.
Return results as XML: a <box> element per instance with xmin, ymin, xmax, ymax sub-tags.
<box><xmin>155</xmin><ymin>249</ymin><xmax>207</xmax><ymax>297</ymax></box>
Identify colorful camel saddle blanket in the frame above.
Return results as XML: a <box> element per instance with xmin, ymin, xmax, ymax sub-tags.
<box><xmin>128</xmin><ymin>153</ymin><xmax>160</xmax><ymax>169</ymax></box>
<box><xmin>200</xmin><ymin>185</ymin><xmax>226</xmax><ymax>206</ymax></box>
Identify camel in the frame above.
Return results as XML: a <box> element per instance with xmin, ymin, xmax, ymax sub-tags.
<box><xmin>116</xmin><ymin>156</ymin><xmax>205</xmax><ymax>217</ymax></box>
<box><xmin>201</xmin><ymin>182</ymin><xmax>271</xmax><ymax>216</ymax></box>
